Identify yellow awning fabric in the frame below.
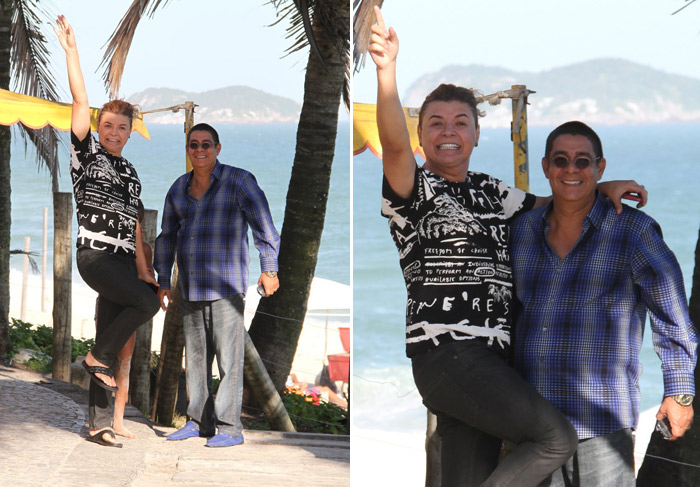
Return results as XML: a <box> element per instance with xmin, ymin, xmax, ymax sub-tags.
<box><xmin>0</xmin><ymin>88</ymin><xmax>150</xmax><ymax>140</ymax></box>
<box><xmin>353</xmin><ymin>102</ymin><xmax>424</xmax><ymax>159</ymax></box>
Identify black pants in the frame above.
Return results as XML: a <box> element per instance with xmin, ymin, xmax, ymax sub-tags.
<box><xmin>412</xmin><ymin>340</ymin><xmax>578</xmax><ymax>487</ymax></box>
<box><xmin>77</xmin><ymin>248</ymin><xmax>160</xmax><ymax>429</ymax></box>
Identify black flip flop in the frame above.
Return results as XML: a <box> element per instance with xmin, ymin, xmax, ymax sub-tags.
<box><xmin>82</xmin><ymin>360</ymin><xmax>118</xmax><ymax>392</ymax></box>
<box><xmin>86</xmin><ymin>429</ymin><xmax>123</xmax><ymax>448</ymax></box>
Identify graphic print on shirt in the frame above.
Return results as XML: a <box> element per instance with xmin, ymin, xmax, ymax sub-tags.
<box><xmin>71</xmin><ymin>134</ymin><xmax>141</xmax><ymax>256</ymax></box>
<box><xmin>382</xmin><ymin>168</ymin><xmax>533</xmax><ymax>356</ymax></box>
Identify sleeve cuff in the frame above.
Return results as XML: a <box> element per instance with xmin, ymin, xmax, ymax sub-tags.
<box><xmin>663</xmin><ymin>370</ymin><xmax>696</xmax><ymax>396</ymax></box>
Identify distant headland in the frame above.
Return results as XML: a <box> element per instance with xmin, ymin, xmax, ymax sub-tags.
<box><xmin>128</xmin><ymin>86</ymin><xmax>301</xmax><ymax>124</ymax></box>
<box><xmin>402</xmin><ymin>58</ymin><xmax>700</xmax><ymax>127</ymax></box>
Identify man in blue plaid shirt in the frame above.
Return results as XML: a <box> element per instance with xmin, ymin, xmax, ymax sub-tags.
<box><xmin>154</xmin><ymin>123</ymin><xmax>280</xmax><ymax>448</ymax></box>
<box><xmin>511</xmin><ymin>121</ymin><xmax>698</xmax><ymax>486</ymax></box>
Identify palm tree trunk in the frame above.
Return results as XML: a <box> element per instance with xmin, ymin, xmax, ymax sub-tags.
<box><xmin>0</xmin><ymin>0</ymin><xmax>14</xmax><ymax>357</ymax></box>
<box><xmin>247</xmin><ymin>0</ymin><xmax>349</xmax><ymax>392</ymax></box>
<box><xmin>637</xmin><ymin>224</ymin><xmax>700</xmax><ymax>484</ymax></box>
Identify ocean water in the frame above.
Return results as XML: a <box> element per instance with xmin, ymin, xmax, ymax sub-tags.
<box><xmin>353</xmin><ymin>123</ymin><xmax>700</xmax><ymax>437</ymax></box>
<box><xmin>9</xmin><ymin>122</ymin><xmax>350</xmax><ymax>286</ymax></box>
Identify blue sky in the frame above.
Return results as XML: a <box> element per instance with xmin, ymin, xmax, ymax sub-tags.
<box><xmin>45</xmin><ymin>1</ymin><xmax>308</xmax><ymax>105</ymax></box>
<box><xmin>353</xmin><ymin>0</ymin><xmax>700</xmax><ymax>103</ymax></box>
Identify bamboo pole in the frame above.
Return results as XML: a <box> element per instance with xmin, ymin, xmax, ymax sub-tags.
<box><xmin>511</xmin><ymin>85</ymin><xmax>531</xmax><ymax>192</ymax></box>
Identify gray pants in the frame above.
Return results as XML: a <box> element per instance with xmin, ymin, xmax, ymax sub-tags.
<box><xmin>539</xmin><ymin>429</ymin><xmax>635</xmax><ymax>487</ymax></box>
<box><xmin>181</xmin><ymin>295</ymin><xmax>245</xmax><ymax>436</ymax></box>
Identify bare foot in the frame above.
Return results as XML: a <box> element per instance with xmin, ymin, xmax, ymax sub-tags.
<box><xmin>84</xmin><ymin>352</ymin><xmax>117</xmax><ymax>388</ymax></box>
<box><xmin>89</xmin><ymin>428</ymin><xmax>119</xmax><ymax>445</ymax></box>
<box><xmin>114</xmin><ymin>424</ymin><xmax>136</xmax><ymax>439</ymax></box>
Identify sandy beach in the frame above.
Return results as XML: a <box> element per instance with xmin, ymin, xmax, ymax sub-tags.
<box><xmin>8</xmin><ymin>268</ymin><xmax>350</xmax><ymax>386</ymax></box>
<box><xmin>350</xmin><ymin>407</ymin><xmax>659</xmax><ymax>485</ymax></box>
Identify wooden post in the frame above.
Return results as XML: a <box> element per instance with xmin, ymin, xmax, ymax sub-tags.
<box><xmin>42</xmin><ymin>207</ymin><xmax>47</xmax><ymax>312</ymax></box>
<box><xmin>511</xmin><ymin>85</ymin><xmax>531</xmax><ymax>192</ymax></box>
<box><xmin>129</xmin><ymin>208</ymin><xmax>158</xmax><ymax>415</ymax></box>
<box><xmin>243</xmin><ymin>332</ymin><xmax>295</xmax><ymax>432</ymax></box>
<box><xmin>425</xmin><ymin>411</ymin><xmax>441</xmax><ymax>487</ymax></box>
<box><xmin>20</xmin><ymin>237</ymin><xmax>29</xmax><ymax>321</ymax></box>
<box><xmin>150</xmin><ymin>101</ymin><xmax>195</xmax><ymax>424</ymax></box>
<box><xmin>52</xmin><ymin>192</ymin><xmax>72</xmax><ymax>381</ymax></box>
<box><xmin>150</xmin><ymin>264</ymin><xmax>184</xmax><ymax>425</ymax></box>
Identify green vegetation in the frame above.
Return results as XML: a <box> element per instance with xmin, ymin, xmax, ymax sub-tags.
<box><xmin>244</xmin><ymin>390</ymin><xmax>348</xmax><ymax>435</ymax></box>
<box><xmin>7</xmin><ymin>318</ymin><xmax>95</xmax><ymax>371</ymax></box>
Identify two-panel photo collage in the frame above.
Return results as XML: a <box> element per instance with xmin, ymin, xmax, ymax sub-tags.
<box><xmin>3</xmin><ymin>1</ymin><xmax>700</xmax><ymax>486</ymax></box>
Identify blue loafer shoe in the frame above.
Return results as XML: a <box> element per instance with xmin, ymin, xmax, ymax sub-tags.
<box><xmin>205</xmin><ymin>432</ymin><xmax>244</xmax><ymax>448</ymax></box>
<box><xmin>167</xmin><ymin>421</ymin><xmax>210</xmax><ymax>441</ymax></box>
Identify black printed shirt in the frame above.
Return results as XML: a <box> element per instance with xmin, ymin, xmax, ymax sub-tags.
<box><xmin>70</xmin><ymin>131</ymin><xmax>141</xmax><ymax>257</ymax></box>
<box><xmin>382</xmin><ymin>166</ymin><xmax>536</xmax><ymax>357</ymax></box>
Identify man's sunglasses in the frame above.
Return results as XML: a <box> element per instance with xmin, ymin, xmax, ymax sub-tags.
<box><xmin>551</xmin><ymin>155</ymin><xmax>601</xmax><ymax>170</ymax></box>
<box><xmin>188</xmin><ymin>141</ymin><xmax>215</xmax><ymax>150</ymax></box>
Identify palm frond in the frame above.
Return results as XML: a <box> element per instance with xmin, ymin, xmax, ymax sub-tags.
<box><xmin>100</xmin><ymin>0</ymin><xmax>171</xmax><ymax>100</ymax></box>
<box><xmin>270</xmin><ymin>0</ymin><xmax>350</xmax><ymax>110</ymax></box>
<box><xmin>9</xmin><ymin>249</ymin><xmax>40</xmax><ymax>274</ymax></box>
<box><xmin>11</xmin><ymin>0</ymin><xmax>62</xmax><ymax>191</ymax></box>
<box><xmin>16</xmin><ymin>125</ymin><xmax>60</xmax><ymax>192</ymax></box>
<box><xmin>352</xmin><ymin>0</ymin><xmax>383</xmax><ymax>74</ymax></box>
<box><xmin>270</xmin><ymin>0</ymin><xmax>324</xmax><ymax>63</ymax></box>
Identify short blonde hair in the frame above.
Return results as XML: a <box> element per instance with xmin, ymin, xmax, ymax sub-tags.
<box><xmin>98</xmin><ymin>99</ymin><xmax>137</xmax><ymax>128</ymax></box>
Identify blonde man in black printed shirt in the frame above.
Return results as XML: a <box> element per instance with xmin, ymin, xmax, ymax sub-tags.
<box><xmin>56</xmin><ymin>16</ymin><xmax>159</xmax><ymax>448</ymax></box>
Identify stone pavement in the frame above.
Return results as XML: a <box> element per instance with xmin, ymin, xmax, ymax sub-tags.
<box><xmin>0</xmin><ymin>364</ymin><xmax>349</xmax><ymax>487</ymax></box>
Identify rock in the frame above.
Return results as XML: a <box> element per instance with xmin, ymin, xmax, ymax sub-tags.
<box><xmin>13</xmin><ymin>348</ymin><xmax>51</xmax><ymax>365</ymax></box>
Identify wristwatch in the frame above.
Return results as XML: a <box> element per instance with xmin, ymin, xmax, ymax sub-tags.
<box><xmin>671</xmin><ymin>394</ymin><xmax>694</xmax><ymax>406</ymax></box>
<box><xmin>264</xmin><ymin>271</ymin><xmax>278</xmax><ymax>278</ymax></box>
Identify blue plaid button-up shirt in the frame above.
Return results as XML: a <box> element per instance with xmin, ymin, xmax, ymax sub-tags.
<box><xmin>154</xmin><ymin>160</ymin><xmax>280</xmax><ymax>302</ymax></box>
<box><xmin>512</xmin><ymin>191</ymin><xmax>698</xmax><ymax>439</ymax></box>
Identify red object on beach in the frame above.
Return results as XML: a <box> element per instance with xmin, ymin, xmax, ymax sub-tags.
<box><xmin>339</xmin><ymin>327</ymin><xmax>350</xmax><ymax>353</ymax></box>
<box><xmin>327</xmin><ymin>352</ymin><xmax>349</xmax><ymax>383</ymax></box>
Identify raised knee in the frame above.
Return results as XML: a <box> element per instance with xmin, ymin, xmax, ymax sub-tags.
<box><xmin>556</xmin><ymin>419</ymin><xmax>579</xmax><ymax>459</ymax></box>
<box><xmin>138</xmin><ymin>292</ymin><xmax>161</xmax><ymax>317</ymax></box>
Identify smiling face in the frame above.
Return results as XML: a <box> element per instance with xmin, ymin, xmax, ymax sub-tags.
<box><xmin>543</xmin><ymin>134</ymin><xmax>606</xmax><ymax>205</ymax></box>
<box><xmin>418</xmin><ymin>100</ymin><xmax>480</xmax><ymax>181</ymax></box>
<box><xmin>187</xmin><ymin>129</ymin><xmax>221</xmax><ymax>172</ymax></box>
<box><xmin>97</xmin><ymin>112</ymin><xmax>131</xmax><ymax>157</ymax></box>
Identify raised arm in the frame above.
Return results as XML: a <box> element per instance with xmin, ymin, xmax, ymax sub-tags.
<box><xmin>597</xmin><ymin>180</ymin><xmax>647</xmax><ymax>214</ymax></box>
<box><xmin>532</xmin><ymin>181</ymin><xmax>648</xmax><ymax>213</ymax></box>
<box><xmin>54</xmin><ymin>15</ymin><xmax>90</xmax><ymax>141</ymax></box>
<box><xmin>369</xmin><ymin>6</ymin><xmax>416</xmax><ymax>199</ymax></box>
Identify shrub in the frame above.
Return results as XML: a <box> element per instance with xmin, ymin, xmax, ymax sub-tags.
<box><xmin>7</xmin><ymin>318</ymin><xmax>95</xmax><ymax>365</ymax></box>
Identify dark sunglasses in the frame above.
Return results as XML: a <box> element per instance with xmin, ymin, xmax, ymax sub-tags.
<box><xmin>188</xmin><ymin>141</ymin><xmax>215</xmax><ymax>150</ymax></box>
<box><xmin>551</xmin><ymin>155</ymin><xmax>600</xmax><ymax>170</ymax></box>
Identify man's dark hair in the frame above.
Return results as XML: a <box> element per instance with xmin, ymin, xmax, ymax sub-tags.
<box><xmin>418</xmin><ymin>84</ymin><xmax>481</xmax><ymax>129</ymax></box>
<box><xmin>187</xmin><ymin>123</ymin><xmax>220</xmax><ymax>145</ymax></box>
<box><xmin>544</xmin><ymin>121</ymin><xmax>603</xmax><ymax>159</ymax></box>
